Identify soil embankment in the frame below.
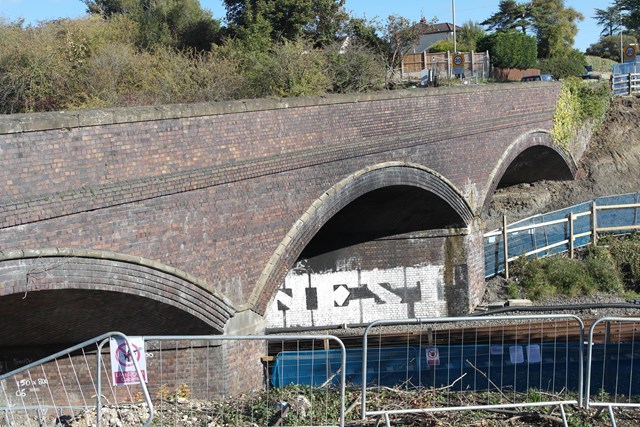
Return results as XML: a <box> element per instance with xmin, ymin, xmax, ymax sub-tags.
<box><xmin>484</xmin><ymin>95</ymin><xmax>640</xmax><ymax>229</ymax></box>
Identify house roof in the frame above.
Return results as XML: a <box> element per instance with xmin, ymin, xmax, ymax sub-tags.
<box><xmin>415</xmin><ymin>21</ymin><xmax>461</xmax><ymax>35</ymax></box>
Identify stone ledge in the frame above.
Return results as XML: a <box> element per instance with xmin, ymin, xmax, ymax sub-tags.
<box><xmin>0</xmin><ymin>82</ymin><xmax>559</xmax><ymax>134</ymax></box>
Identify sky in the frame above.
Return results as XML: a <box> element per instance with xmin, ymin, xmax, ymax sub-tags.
<box><xmin>0</xmin><ymin>0</ymin><xmax>611</xmax><ymax>52</ymax></box>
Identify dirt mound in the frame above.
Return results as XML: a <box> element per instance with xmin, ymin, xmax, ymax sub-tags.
<box><xmin>484</xmin><ymin>95</ymin><xmax>640</xmax><ymax>230</ymax></box>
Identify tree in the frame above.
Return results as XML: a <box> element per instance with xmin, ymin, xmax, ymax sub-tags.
<box><xmin>481</xmin><ymin>0</ymin><xmax>531</xmax><ymax>34</ymax></box>
<box><xmin>594</xmin><ymin>5</ymin><xmax>623</xmax><ymax>37</ymax></box>
<box><xmin>616</xmin><ymin>0</ymin><xmax>640</xmax><ymax>40</ymax></box>
<box><xmin>82</xmin><ymin>0</ymin><xmax>221</xmax><ymax>51</ymax></box>
<box><xmin>223</xmin><ymin>0</ymin><xmax>347</xmax><ymax>46</ymax></box>
<box><xmin>383</xmin><ymin>15</ymin><xmax>425</xmax><ymax>81</ymax></box>
<box><xmin>529</xmin><ymin>0</ymin><xmax>583</xmax><ymax>59</ymax></box>
<box><xmin>477</xmin><ymin>30</ymin><xmax>537</xmax><ymax>69</ymax></box>
<box><xmin>586</xmin><ymin>34</ymin><xmax>636</xmax><ymax>62</ymax></box>
<box><xmin>458</xmin><ymin>21</ymin><xmax>486</xmax><ymax>51</ymax></box>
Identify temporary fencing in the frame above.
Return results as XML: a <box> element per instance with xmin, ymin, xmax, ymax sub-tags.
<box><xmin>485</xmin><ymin>192</ymin><xmax>640</xmax><ymax>278</ymax></box>
<box><xmin>586</xmin><ymin>317</ymin><xmax>640</xmax><ymax>426</ymax></box>
<box><xmin>141</xmin><ymin>335</ymin><xmax>347</xmax><ymax>427</ymax></box>
<box><xmin>359</xmin><ymin>315</ymin><xmax>584</xmax><ymax>426</ymax></box>
<box><xmin>0</xmin><ymin>332</ymin><xmax>152</xmax><ymax>427</ymax></box>
<box><xmin>612</xmin><ymin>62</ymin><xmax>640</xmax><ymax>96</ymax></box>
<box><xmin>7</xmin><ymin>317</ymin><xmax>640</xmax><ymax>426</ymax></box>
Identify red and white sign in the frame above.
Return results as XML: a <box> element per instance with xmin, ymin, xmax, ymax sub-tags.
<box><xmin>110</xmin><ymin>336</ymin><xmax>147</xmax><ymax>385</ymax></box>
<box><xmin>426</xmin><ymin>347</ymin><xmax>440</xmax><ymax>366</ymax></box>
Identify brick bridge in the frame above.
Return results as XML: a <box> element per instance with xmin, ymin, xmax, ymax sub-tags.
<box><xmin>0</xmin><ymin>83</ymin><xmax>576</xmax><ymax>379</ymax></box>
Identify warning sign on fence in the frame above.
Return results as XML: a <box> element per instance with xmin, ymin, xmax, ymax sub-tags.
<box><xmin>110</xmin><ymin>336</ymin><xmax>147</xmax><ymax>385</ymax></box>
<box><xmin>425</xmin><ymin>347</ymin><xmax>440</xmax><ymax>366</ymax></box>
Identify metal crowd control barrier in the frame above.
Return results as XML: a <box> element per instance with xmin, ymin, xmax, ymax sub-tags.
<box><xmin>586</xmin><ymin>317</ymin><xmax>640</xmax><ymax>426</ymax></box>
<box><xmin>360</xmin><ymin>315</ymin><xmax>584</xmax><ymax>427</ymax></box>
<box><xmin>0</xmin><ymin>332</ymin><xmax>152</xmax><ymax>427</ymax></box>
<box><xmin>142</xmin><ymin>334</ymin><xmax>347</xmax><ymax>427</ymax></box>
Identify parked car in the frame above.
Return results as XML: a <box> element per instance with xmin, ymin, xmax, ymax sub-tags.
<box><xmin>521</xmin><ymin>75</ymin><xmax>541</xmax><ymax>82</ymax></box>
<box><xmin>521</xmin><ymin>74</ymin><xmax>555</xmax><ymax>82</ymax></box>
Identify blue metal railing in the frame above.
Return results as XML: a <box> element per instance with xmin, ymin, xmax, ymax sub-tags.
<box><xmin>484</xmin><ymin>192</ymin><xmax>640</xmax><ymax>278</ymax></box>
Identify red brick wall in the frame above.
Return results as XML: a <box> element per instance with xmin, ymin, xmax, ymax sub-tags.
<box><xmin>0</xmin><ymin>85</ymin><xmax>562</xmax><ymax>310</ymax></box>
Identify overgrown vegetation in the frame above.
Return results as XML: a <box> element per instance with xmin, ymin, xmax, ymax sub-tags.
<box><xmin>552</xmin><ymin>78</ymin><xmax>611</xmax><ymax>149</ymax></box>
<box><xmin>509</xmin><ymin>234</ymin><xmax>640</xmax><ymax>301</ymax></box>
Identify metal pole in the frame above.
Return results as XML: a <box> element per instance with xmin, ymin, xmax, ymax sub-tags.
<box><xmin>503</xmin><ymin>214</ymin><xmax>509</xmax><ymax>279</ymax></box>
<box><xmin>452</xmin><ymin>0</ymin><xmax>457</xmax><ymax>53</ymax></box>
<box><xmin>620</xmin><ymin>8</ymin><xmax>623</xmax><ymax>63</ymax></box>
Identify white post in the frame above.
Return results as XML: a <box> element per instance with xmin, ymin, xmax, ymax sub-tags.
<box><xmin>452</xmin><ymin>0</ymin><xmax>457</xmax><ymax>53</ymax></box>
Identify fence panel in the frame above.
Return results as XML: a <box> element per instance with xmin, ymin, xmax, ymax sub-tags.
<box><xmin>485</xmin><ymin>192</ymin><xmax>640</xmax><ymax>278</ymax></box>
<box><xmin>142</xmin><ymin>334</ymin><xmax>347</xmax><ymax>427</ymax></box>
<box><xmin>360</xmin><ymin>315</ymin><xmax>584</xmax><ymax>425</ymax></box>
<box><xmin>0</xmin><ymin>332</ymin><xmax>152</xmax><ymax>427</ymax></box>
<box><xmin>586</xmin><ymin>317</ymin><xmax>640</xmax><ymax>425</ymax></box>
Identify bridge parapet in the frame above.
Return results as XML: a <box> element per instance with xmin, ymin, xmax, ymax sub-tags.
<box><xmin>0</xmin><ymin>83</ymin><xmax>566</xmax><ymax>339</ymax></box>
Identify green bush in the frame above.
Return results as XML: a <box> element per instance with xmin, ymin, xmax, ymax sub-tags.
<box><xmin>539</xmin><ymin>49</ymin><xmax>586</xmax><ymax>80</ymax></box>
<box><xmin>477</xmin><ymin>31</ymin><xmax>537</xmax><ymax>69</ymax></box>
<box><xmin>602</xmin><ymin>234</ymin><xmax>640</xmax><ymax>292</ymax></box>
<box><xmin>584</xmin><ymin>246</ymin><xmax>624</xmax><ymax>294</ymax></box>
<box><xmin>324</xmin><ymin>40</ymin><xmax>385</xmax><ymax>93</ymax></box>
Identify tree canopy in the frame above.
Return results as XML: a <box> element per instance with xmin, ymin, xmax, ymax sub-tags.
<box><xmin>82</xmin><ymin>0</ymin><xmax>221</xmax><ymax>50</ymax></box>
<box><xmin>222</xmin><ymin>0</ymin><xmax>348</xmax><ymax>46</ymax></box>
<box><xmin>481</xmin><ymin>0</ymin><xmax>582</xmax><ymax>60</ymax></box>
<box><xmin>481</xmin><ymin>0</ymin><xmax>531</xmax><ymax>34</ymax></box>
<box><xmin>529</xmin><ymin>0</ymin><xmax>583</xmax><ymax>59</ymax></box>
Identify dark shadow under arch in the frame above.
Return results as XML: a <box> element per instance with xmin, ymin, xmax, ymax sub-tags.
<box><xmin>482</xmin><ymin>131</ymin><xmax>577</xmax><ymax>213</ymax></box>
<box><xmin>0</xmin><ymin>249</ymin><xmax>236</xmax><ymax>348</ymax></box>
<box><xmin>251</xmin><ymin>162</ymin><xmax>474</xmax><ymax>314</ymax></box>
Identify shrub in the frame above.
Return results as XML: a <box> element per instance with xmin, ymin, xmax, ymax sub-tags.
<box><xmin>539</xmin><ymin>49</ymin><xmax>586</xmax><ymax>80</ymax></box>
<box><xmin>477</xmin><ymin>31</ymin><xmax>537</xmax><ymax>69</ymax></box>
<box><xmin>603</xmin><ymin>234</ymin><xmax>640</xmax><ymax>292</ymax></box>
<box><xmin>250</xmin><ymin>39</ymin><xmax>331</xmax><ymax>98</ymax></box>
<box><xmin>324</xmin><ymin>40</ymin><xmax>385</xmax><ymax>93</ymax></box>
<box><xmin>584</xmin><ymin>246</ymin><xmax>624</xmax><ymax>294</ymax></box>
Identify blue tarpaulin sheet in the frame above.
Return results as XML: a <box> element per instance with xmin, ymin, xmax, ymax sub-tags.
<box><xmin>272</xmin><ymin>343</ymin><xmax>640</xmax><ymax>396</ymax></box>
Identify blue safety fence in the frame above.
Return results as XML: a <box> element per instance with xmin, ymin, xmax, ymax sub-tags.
<box><xmin>272</xmin><ymin>343</ymin><xmax>583</xmax><ymax>393</ymax></box>
<box><xmin>612</xmin><ymin>62</ymin><xmax>640</xmax><ymax>95</ymax></box>
<box><xmin>484</xmin><ymin>192</ymin><xmax>640</xmax><ymax>278</ymax></box>
<box><xmin>271</xmin><ymin>347</ymin><xmax>418</xmax><ymax>388</ymax></box>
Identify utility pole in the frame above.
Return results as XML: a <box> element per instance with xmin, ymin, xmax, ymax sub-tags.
<box><xmin>452</xmin><ymin>0</ymin><xmax>457</xmax><ymax>53</ymax></box>
<box><xmin>620</xmin><ymin>7</ymin><xmax>623</xmax><ymax>63</ymax></box>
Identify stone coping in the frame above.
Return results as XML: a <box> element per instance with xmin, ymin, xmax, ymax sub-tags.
<box><xmin>0</xmin><ymin>83</ymin><xmax>558</xmax><ymax>134</ymax></box>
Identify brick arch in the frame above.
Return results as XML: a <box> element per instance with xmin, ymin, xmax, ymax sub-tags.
<box><xmin>250</xmin><ymin>162</ymin><xmax>474</xmax><ymax>314</ymax></box>
<box><xmin>482</xmin><ymin>130</ymin><xmax>577</xmax><ymax>213</ymax></box>
<box><xmin>0</xmin><ymin>248</ymin><xmax>235</xmax><ymax>335</ymax></box>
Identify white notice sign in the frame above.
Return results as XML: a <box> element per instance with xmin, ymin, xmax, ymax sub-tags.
<box><xmin>110</xmin><ymin>336</ymin><xmax>147</xmax><ymax>385</ymax></box>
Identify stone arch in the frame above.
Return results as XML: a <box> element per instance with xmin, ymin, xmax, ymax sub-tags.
<box><xmin>250</xmin><ymin>162</ymin><xmax>474</xmax><ymax>314</ymax></box>
<box><xmin>0</xmin><ymin>248</ymin><xmax>236</xmax><ymax>346</ymax></box>
<box><xmin>482</xmin><ymin>130</ymin><xmax>577</xmax><ymax>213</ymax></box>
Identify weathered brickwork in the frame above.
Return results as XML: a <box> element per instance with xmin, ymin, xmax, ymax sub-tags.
<box><xmin>0</xmin><ymin>84</ymin><xmax>566</xmax><ymax>314</ymax></box>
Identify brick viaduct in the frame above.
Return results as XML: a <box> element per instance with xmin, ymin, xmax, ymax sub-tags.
<box><xmin>0</xmin><ymin>83</ymin><xmax>576</xmax><ymax>390</ymax></box>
